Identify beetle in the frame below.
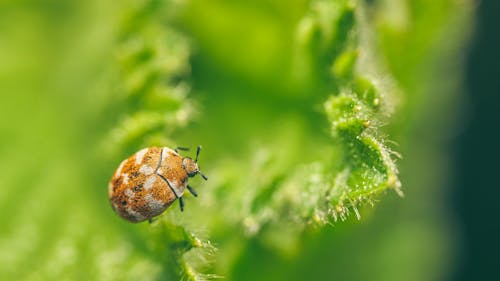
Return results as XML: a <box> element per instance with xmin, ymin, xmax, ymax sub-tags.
<box><xmin>108</xmin><ymin>145</ymin><xmax>207</xmax><ymax>223</ymax></box>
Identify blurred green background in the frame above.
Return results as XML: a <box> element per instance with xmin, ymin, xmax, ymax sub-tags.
<box><xmin>0</xmin><ymin>0</ymin><xmax>488</xmax><ymax>280</ymax></box>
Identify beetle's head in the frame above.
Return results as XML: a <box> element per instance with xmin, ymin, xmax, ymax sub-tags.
<box><xmin>182</xmin><ymin>146</ymin><xmax>208</xmax><ymax>180</ymax></box>
<box><xmin>182</xmin><ymin>157</ymin><xmax>199</xmax><ymax>177</ymax></box>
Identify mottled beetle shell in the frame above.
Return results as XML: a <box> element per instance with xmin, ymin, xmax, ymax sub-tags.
<box><xmin>108</xmin><ymin>147</ymin><xmax>188</xmax><ymax>222</ymax></box>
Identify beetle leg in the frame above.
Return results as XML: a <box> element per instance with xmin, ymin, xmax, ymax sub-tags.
<box><xmin>187</xmin><ymin>185</ymin><xmax>198</xmax><ymax>197</ymax></box>
<box><xmin>175</xmin><ymin>146</ymin><xmax>189</xmax><ymax>153</ymax></box>
<box><xmin>179</xmin><ymin>196</ymin><xmax>184</xmax><ymax>212</ymax></box>
<box><xmin>148</xmin><ymin>217</ymin><xmax>157</xmax><ymax>224</ymax></box>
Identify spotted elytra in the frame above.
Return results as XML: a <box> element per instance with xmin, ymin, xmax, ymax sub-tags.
<box><xmin>108</xmin><ymin>146</ymin><xmax>207</xmax><ymax>223</ymax></box>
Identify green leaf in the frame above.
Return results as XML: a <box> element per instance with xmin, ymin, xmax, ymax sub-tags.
<box><xmin>0</xmin><ymin>0</ymin><xmax>473</xmax><ymax>280</ymax></box>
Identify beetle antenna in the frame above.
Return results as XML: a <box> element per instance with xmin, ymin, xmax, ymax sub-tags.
<box><xmin>195</xmin><ymin>145</ymin><xmax>202</xmax><ymax>163</ymax></box>
<box><xmin>199</xmin><ymin>171</ymin><xmax>208</xmax><ymax>181</ymax></box>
